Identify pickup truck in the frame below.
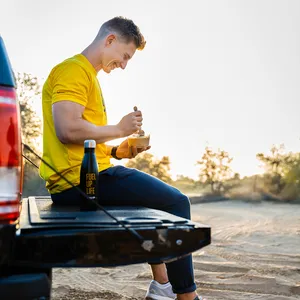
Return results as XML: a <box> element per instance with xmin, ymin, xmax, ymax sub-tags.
<box><xmin>0</xmin><ymin>35</ymin><xmax>211</xmax><ymax>300</ymax></box>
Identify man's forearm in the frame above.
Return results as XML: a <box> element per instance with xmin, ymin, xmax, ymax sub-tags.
<box><xmin>58</xmin><ymin>118</ymin><xmax>122</xmax><ymax>145</ymax></box>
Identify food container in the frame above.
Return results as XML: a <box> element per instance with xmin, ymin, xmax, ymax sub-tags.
<box><xmin>128</xmin><ymin>134</ymin><xmax>150</xmax><ymax>148</ymax></box>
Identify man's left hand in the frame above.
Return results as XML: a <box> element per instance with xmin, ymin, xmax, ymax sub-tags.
<box><xmin>116</xmin><ymin>139</ymin><xmax>151</xmax><ymax>159</ymax></box>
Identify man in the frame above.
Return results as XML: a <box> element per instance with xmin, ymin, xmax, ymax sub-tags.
<box><xmin>40</xmin><ymin>16</ymin><xmax>205</xmax><ymax>300</ymax></box>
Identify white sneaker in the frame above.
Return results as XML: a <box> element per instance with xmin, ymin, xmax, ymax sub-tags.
<box><xmin>145</xmin><ymin>280</ymin><xmax>176</xmax><ymax>300</ymax></box>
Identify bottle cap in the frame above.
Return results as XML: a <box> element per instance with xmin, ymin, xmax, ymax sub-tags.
<box><xmin>84</xmin><ymin>139</ymin><xmax>96</xmax><ymax>148</ymax></box>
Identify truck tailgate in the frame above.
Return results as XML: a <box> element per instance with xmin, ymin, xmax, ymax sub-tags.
<box><xmin>13</xmin><ymin>196</ymin><xmax>210</xmax><ymax>268</ymax></box>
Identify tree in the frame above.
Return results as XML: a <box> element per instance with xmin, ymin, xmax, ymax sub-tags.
<box><xmin>256</xmin><ymin>144</ymin><xmax>288</xmax><ymax>194</ymax></box>
<box><xmin>125</xmin><ymin>152</ymin><xmax>172</xmax><ymax>183</ymax></box>
<box><xmin>16</xmin><ymin>72</ymin><xmax>44</xmax><ymax>195</ymax></box>
<box><xmin>282</xmin><ymin>153</ymin><xmax>300</xmax><ymax>200</ymax></box>
<box><xmin>16</xmin><ymin>72</ymin><xmax>42</xmax><ymax>158</ymax></box>
<box><xmin>256</xmin><ymin>144</ymin><xmax>287</xmax><ymax>176</ymax></box>
<box><xmin>196</xmin><ymin>146</ymin><xmax>233</xmax><ymax>193</ymax></box>
<box><xmin>257</xmin><ymin>144</ymin><xmax>300</xmax><ymax>197</ymax></box>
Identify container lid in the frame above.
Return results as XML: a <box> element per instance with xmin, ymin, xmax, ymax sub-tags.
<box><xmin>84</xmin><ymin>139</ymin><xmax>96</xmax><ymax>148</ymax></box>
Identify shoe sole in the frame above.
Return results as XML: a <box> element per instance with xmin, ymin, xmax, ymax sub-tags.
<box><xmin>145</xmin><ymin>294</ymin><xmax>175</xmax><ymax>300</ymax></box>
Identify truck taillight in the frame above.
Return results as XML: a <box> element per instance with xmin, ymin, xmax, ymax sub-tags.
<box><xmin>0</xmin><ymin>86</ymin><xmax>22</xmax><ymax>223</ymax></box>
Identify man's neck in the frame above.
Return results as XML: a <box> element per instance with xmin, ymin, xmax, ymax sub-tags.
<box><xmin>81</xmin><ymin>42</ymin><xmax>103</xmax><ymax>73</ymax></box>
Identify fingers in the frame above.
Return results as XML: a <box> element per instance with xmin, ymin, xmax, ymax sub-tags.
<box><xmin>133</xmin><ymin>111</ymin><xmax>142</xmax><ymax>125</ymax></box>
<box><xmin>132</xmin><ymin>112</ymin><xmax>143</xmax><ymax>132</ymax></box>
<box><xmin>130</xmin><ymin>146</ymin><xmax>138</xmax><ymax>158</ymax></box>
<box><xmin>136</xmin><ymin>146</ymin><xmax>151</xmax><ymax>153</ymax></box>
<box><xmin>133</xmin><ymin>109</ymin><xmax>142</xmax><ymax>117</ymax></box>
<box><xmin>118</xmin><ymin>110</ymin><xmax>144</xmax><ymax>137</ymax></box>
<box><xmin>132</xmin><ymin>112</ymin><xmax>142</xmax><ymax>123</ymax></box>
<box><xmin>129</xmin><ymin>145</ymin><xmax>151</xmax><ymax>159</ymax></box>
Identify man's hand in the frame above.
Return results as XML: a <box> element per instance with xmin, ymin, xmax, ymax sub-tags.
<box><xmin>116</xmin><ymin>110</ymin><xmax>143</xmax><ymax>137</ymax></box>
<box><xmin>116</xmin><ymin>139</ymin><xmax>151</xmax><ymax>159</ymax></box>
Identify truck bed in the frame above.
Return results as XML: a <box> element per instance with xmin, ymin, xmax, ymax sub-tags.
<box><xmin>13</xmin><ymin>196</ymin><xmax>210</xmax><ymax>268</ymax></box>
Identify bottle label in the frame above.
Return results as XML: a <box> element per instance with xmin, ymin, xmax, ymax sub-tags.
<box><xmin>86</xmin><ymin>173</ymin><xmax>96</xmax><ymax>195</ymax></box>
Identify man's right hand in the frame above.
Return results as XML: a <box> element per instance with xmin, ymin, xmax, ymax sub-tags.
<box><xmin>117</xmin><ymin>110</ymin><xmax>143</xmax><ymax>137</ymax></box>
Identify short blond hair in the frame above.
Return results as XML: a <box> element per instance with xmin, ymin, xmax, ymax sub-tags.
<box><xmin>99</xmin><ymin>16</ymin><xmax>146</xmax><ymax>50</ymax></box>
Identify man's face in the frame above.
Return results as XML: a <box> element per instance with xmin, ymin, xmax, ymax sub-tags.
<box><xmin>102</xmin><ymin>36</ymin><xmax>137</xmax><ymax>73</ymax></box>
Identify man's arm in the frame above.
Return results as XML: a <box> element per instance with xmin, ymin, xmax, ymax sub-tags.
<box><xmin>52</xmin><ymin>101</ymin><xmax>142</xmax><ymax>145</ymax></box>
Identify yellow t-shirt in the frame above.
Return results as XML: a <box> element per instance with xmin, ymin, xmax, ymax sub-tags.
<box><xmin>39</xmin><ymin>54</ymin><xmax>112</xmax><ymax>194</ymax></box>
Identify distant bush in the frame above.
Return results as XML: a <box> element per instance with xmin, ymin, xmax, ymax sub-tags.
<box><xmin>257</xmin><ymin>145</ymin><xmax>300</xmax><ymax>201</ymax></box>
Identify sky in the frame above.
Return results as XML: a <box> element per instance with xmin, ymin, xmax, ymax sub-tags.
<box><xmin>1</xmin><ymin>0</ymin><xmax>300</xmax><ymax>179</ymax></box>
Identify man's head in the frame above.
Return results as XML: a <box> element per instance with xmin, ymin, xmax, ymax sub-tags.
<box><xmin>96</xmin><ymin>16</ymin><xmax>146</xmax><ymax>73</ymax></box>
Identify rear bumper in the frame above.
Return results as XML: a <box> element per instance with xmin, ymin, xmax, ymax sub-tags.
<box><xmin>0</xmin><ymin>273</ymin><xmax>51</xmax><ymax>300</ymax></box>
<box><xmin>0</xmin><ymin>224</ymin><xmax>15</xmax><ymax>265</ymax></box>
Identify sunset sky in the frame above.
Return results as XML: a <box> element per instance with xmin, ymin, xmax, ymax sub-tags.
<box><xmin>1</xmin><ymin>0</ymin><xmax>300</xmax><ymax>179</ymax></box>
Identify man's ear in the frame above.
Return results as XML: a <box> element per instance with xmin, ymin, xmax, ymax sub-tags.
<box><xmin>105</xmin><ymin>34</ymin><xmax>116</xmax><ymax>47</ymax></box>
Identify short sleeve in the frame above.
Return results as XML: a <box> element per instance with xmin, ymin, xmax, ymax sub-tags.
<box><xmin>51</xmin><ymin>62</ymin><xmax>90</xmax><ymax>107</ymax></box>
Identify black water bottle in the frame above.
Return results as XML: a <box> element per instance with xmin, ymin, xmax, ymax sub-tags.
<box><xmin>80</xmin><ymin>139</ymin><xmax>99</xmax><ymax>211</ymax></box>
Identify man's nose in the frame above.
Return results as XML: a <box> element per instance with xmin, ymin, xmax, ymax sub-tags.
<box><xmin>120</xmin><ymin>61</ymin><xmax>127</xmax><ymax>70</ymax></box>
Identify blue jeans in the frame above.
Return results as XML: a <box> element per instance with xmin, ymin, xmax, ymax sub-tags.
<box><xmin>51</xmin><ymin>165</ymin><xmax>196</xmax><ymax>294</ymax></box>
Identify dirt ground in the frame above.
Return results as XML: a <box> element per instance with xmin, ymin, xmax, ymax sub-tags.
<box><xmin>52</xmin><ymin>200</ymin><xmax>300</xmax><ymax>300</ymax></box>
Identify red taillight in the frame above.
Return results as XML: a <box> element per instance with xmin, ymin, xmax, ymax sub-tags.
<box><xmin>0</xmin><ymin>86</ymin><xmax>22</xmax><ymax>223</ymax></box>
